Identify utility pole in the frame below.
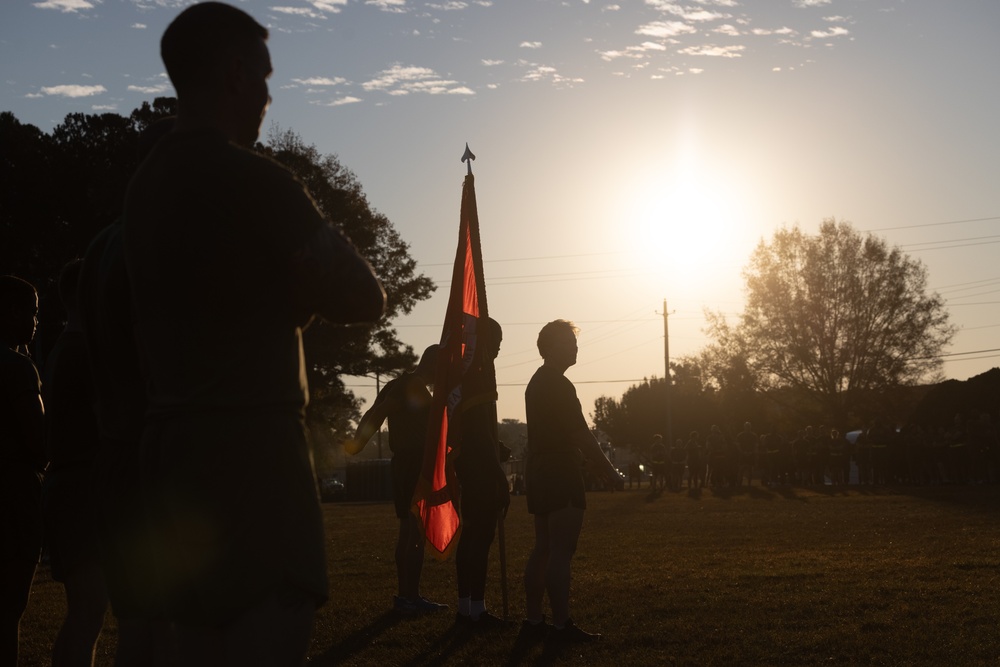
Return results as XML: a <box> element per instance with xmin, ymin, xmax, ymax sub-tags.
<box><xmin>662</xmin><ymin>298</ymin><xmax>672</xmax><ymax>447</ymax></box>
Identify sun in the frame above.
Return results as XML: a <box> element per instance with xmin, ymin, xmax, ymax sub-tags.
<box><xmin>621</xmin><ymin>159</ymin><xmax>747</xmax><ymax>297</ymax></box>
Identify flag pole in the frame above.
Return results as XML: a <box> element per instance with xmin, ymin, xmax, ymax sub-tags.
<box><xmin>461</xmin><ymin>143</ymin><xmax>508</xmax><ymax>619</ymax></box>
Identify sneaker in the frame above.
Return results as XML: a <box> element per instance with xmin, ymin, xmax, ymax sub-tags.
<box><xmin>393</xmin><ymin>595</ymin><xmax>417</xmax><ymax>615</ymax></box>
<box><xmin>414</xmin><ymin>596</ymin><xmax>448</xmax><ymax>613</ymax></box>
<box><xmin>519</xmin><ymin>617</ymin><xmax>551</xmax><ymax>641</ymax></box>
<box><xmin>470</xmin><ymin>611</ymin><xmax>509</xmax><ymax>631</ymax></box>
<box><xmin>548</xmin><ymin>618</ymin><xmax>600</xmax><ymax>643</ymax></box>
<box><xmin>394</xmin><ymin>595</ymin><xmax>447</xmax><ymax>615</ymax></box>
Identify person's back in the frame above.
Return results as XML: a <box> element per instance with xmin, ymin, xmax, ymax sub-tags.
<box><xmin>346</xmin><ymin>346</ymin><xmax>444</xmax><ymax>616</ymax></box>
<box><xmin>121</xmin><ymin>3</ymin><xmax>384</xmax><ymax>660</ymax></box>
<box><xmin>126</xmin><ymin>132</ymin><xmax>321</xmax><ymax>414</ymax></box>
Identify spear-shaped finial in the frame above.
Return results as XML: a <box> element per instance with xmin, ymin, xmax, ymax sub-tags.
<box><xmin>462</xmin><ymin>143</ymin><xmax>476</xmax><ymax>175</ymax></box>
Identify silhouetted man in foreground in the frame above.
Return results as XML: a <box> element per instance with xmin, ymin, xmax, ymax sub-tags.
<box><xmin>522</xmin><ymin>320</ymin><xmax>622</xmax><ymax>643</ymax></box>
<box><xmin>345</xmin><ymin>345</ymin><xmax>447</xmax><ymax>615</ymax></box>
<box><xmin>124</xmin><ymin>3</ymin><xmax>385</xmax><ymax>664</ymax></box>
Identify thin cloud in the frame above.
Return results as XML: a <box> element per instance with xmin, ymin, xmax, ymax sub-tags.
<box><xmin>793</xmin><ymin>0</ymin><xmax>831</xmax><ymax>6</ymax></box>
<box><xmin>752</xmin><ymin>27</ymin><xmax>796</xmax><ymax>36</ymax></box>
<box><xmin>40</xmin><ymin>84</ymin><xmax>107</xmax><ymax>97</ymax></box>
<box><xmin>33</xmin><ymin>0</ymin><xmax>94</xmax><ymax>11</ymax></box>
<box><xmin>427</xmin><ymin>1</ymin><xmax>468</xmax><ymax>9</ymax></box>
<box><xmin>127</xmin><ymin>84</ymin><xmax>170</xmax><ymax>94</ymax></box>
<box><xmin>315</xmin><ymin>96</ymin><xmax>362</xmax><ymax>106</ymax></box>
<box><xmin>481</xmin><ymin>59</ymin><xmax>504</xmax><ymax>66</ymax></box>
<box><xmin>271</xmin><ymin>6</ymin><xmax>324</xmax><ymax>18</ymax></box>
<box><xmin>598</xmin><ymin>41</ymin><xmax>667</xmax><ymax>61</ymax></box>
<box><xmin>292</xmin><ymin>76</ymin><xmax>346</xmax><ymax>86</ymax></box>
<box><xmin>520</xmin><ymin>41</ymin><xmax>543</xmax><ymax>49</ymax></box>
<box><xmin>311</xmin><ymin>0</ymin><xmax>348</xmax><ymax>12</ymax></box>
<box><xmin>678</xmin><ymin>44</ymin><xmax>745</xmax><ymax>58</ymax></box>
<box><xmin>645</xmin><ymin>1</ymin><xmax>729</xmax><ymax>22</ymax></box>
<box><xmin>92</xmin><ymin>104</ymin><xmax>118</xmax><ymax>111</ymax></box>
<box><xmin>366</xmin><ymin>0</ymin><xmax>407</xmax><ymax>12</ymax></box>
<box><xmin>713</xmin><ymin>24</ymin><xmax>741</xmax><ymax>36</ymax></box>
<box><xmin>362</xmin><ymin>64</ymin><xmax>474</xmax><ymax>95</ymax></box>
<box><xmin>518</xmin><ymin>63</ymin><xmax>584</xmax><ymax>86</ymax></box>
<box><xmin>636</xmin><ymin>21</ymin><xmax>698</xmax><ymax>39</ymax></box>
<box><xmin>811</xmin><ymin>26</ymin><xmax>849</xmax><ymax>38</ymax></box>
<box><xmin>131</xmin><ymin>23</ymin><xmax>146</xmax><ymax>29</ymax></box>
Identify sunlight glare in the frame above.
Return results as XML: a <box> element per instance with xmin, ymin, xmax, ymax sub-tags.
<box><xmin>622</xmin><ymin>159</ymin><xmax>745</xmax><ymax>296</ymax></box>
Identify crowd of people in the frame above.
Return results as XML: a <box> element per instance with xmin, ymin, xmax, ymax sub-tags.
<box><xmin>648</xmin><ymin>416</ymin><xmax>1000</xmax><ymax>490</ymax></box>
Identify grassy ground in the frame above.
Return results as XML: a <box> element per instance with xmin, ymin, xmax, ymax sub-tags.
<box><xmin>19</xmin><ymin>484</ymin><xmax>1000</xmax><ymax>666</ymax></box>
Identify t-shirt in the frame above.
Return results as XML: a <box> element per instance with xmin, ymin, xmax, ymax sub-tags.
<box><xmin>524</xmin><ymin>365</ymin><xmax>588</xmax><ymax>514</ymax></box>
<box><xmin>125</xmin><ymin>130</ymin><xmax>324</xmax><ymax>416</ymax></box>
<box><xmin>122</xmin><ymin>128</ymin><xmax>381</xmax><ymax>623</ymax></box>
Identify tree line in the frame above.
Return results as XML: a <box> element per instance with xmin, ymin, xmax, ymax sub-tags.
<box><xmin>593</xmin><ymin>220</ymin><xmax>959</xmax><ymax>453</ymax></box>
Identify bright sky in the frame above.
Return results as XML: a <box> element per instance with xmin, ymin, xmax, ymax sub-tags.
<box><xmin>3</xmin><ymin>0</ymin><xmax>999</xmax><ymax>426</ymax></box>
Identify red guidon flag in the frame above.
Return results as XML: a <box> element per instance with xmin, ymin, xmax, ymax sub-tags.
<box><xmin>413</xmin><ymin>155</ymin><xmax>489</xmax><ymax>557</ymax></box>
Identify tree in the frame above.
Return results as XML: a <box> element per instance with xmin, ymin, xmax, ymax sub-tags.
<box><xmin>0</xmin><ymin>103</ymin><xmax>433</xmax><ymax>459</ymax></box>
<box><xmin>592</xmin><ymin>374</ymin><xmax>720</xmax><ymax>452</ymax></box>
<box><xmin>258</xmin><ymin>125</ymin><xmax>436</xmax><ymax>449</ymax></box>
<box><xmin>701</xmin><ymin>219</ymin><xmax>955</xmax><ymax>425</ymax></box>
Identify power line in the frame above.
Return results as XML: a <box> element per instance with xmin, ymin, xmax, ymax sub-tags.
<box><xmin>864</xmin><ymin>215</ymin><xmax>1000</xmax><ymax>233</ymax></box>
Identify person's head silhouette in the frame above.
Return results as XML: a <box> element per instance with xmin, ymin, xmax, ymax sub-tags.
<box><xmin>161</xmin><ymin>2</ymin><xmax>271</xmax><ymax>146</ymax></box>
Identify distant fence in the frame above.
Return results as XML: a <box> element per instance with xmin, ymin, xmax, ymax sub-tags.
<box><xmin>346</xmin><ymin>459</ymin><xmax>393</xmax><ymax>502</ymax></box>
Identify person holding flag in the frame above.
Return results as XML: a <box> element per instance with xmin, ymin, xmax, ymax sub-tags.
<box><xmin>453</xmin><ymin>317</ymin><xmax>510</xmax><ymax>628</ymax></box>
<box><xmin>345</xmin><ymin>345</ymin><xmax>449</xmax><ymax>616</ymax></box>
<box><xmin>522</xmin><ymin>320</ymin><xmax>623</xmax><ymax>643</ymax></box>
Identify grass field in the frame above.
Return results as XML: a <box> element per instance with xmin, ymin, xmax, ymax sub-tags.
<box><xmin>19</xmin><ymin>484</ymin><xmax>1000</xmax><ymax>666</ymax></box>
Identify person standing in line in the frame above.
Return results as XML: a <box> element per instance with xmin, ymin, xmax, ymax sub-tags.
<box><xmin>345</xmin><ymin>345</ymin><xmax>448</xmax><ymax>615</ymax></box>
<box><xmin>41</xmin><ymin>260</ymin><xmax>110</xmax><ymax>666</ymax></box>
<box><xmin>78</xmin><ymin>116</ymin><xmax>179</xmax><ymax>666</ymax></box>
<box><xmin>685</xmin><ymin>431</ymin><xmax>704</xmax><ymax>490</ymax></box>
<box><xmin>454</xmin><ymin>317</ymin><xmax>510</xmax><ymax>628</ymax></box>
<box><xmin>0</xmin><ymin>275</ymin><xmax>45</xmax><ymax>667</ymax></box>
<box><xmin>124</xmin><ymin>3</ymin><xmax>386</xmax><ymax>663</ymax></box>
<box><xmin>648</xmin><ymin>434</ymin><xmax>667</xmax><ymax>493</ymax></box>
<box><xmin>522</xmin><ymin>320</ymin><xmax>622</xmax><ymax>643</ymax></box>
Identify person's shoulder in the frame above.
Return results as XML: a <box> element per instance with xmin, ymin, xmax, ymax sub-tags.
<box><xmin>382</xmin><ymin>373</ymin><xmax>417</xmax><ymax>397</ymax></box>
<box><xmin>0</xmin><ymin>346</ymin><xmax>40</xmax><ymax>389</ymax></box>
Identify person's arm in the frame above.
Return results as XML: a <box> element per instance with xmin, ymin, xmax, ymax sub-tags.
<box><xmin>290</xmin><ymin>223</ymin><xmax>386</xmax><ymax>327</ymax></box>
<box><xmin>12</xmin><ymin>366</ymin><xmax>45</xmax><ymax>472</ymax></box>
<box><xmin>569</xmin><ymin>427</ymin><xmax>623</xmax><ymax>490</ymax></box>
<box><xmin>344</xmin><ymin>390</ymin><xmax>393</xmax><ymax>455</ymax></box>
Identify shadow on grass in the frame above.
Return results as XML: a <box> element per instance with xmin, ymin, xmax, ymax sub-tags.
<box><xmin>309</xmin><ymin>611</ymin><xmax>406</xmax><ymax>665</ymax></box>
<box><xmin>502</xmin><ymin>623</ymin><xmax>564</xmax><ymax>667</ymax></box>
<box><xmin>401</xmin><ymin>620</ymin><xmax>477</xmax><ymax>667</ymax></box>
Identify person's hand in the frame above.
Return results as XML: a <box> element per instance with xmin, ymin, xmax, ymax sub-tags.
<box><xmin>343</xmin><ymin>438</ymin><xmax>366</xmax><ymax>456</ymax></box>
<box><xmin>602</xmin><ymin>464</ymin><xmax>625</xmax><ymax>492</ymax></box>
